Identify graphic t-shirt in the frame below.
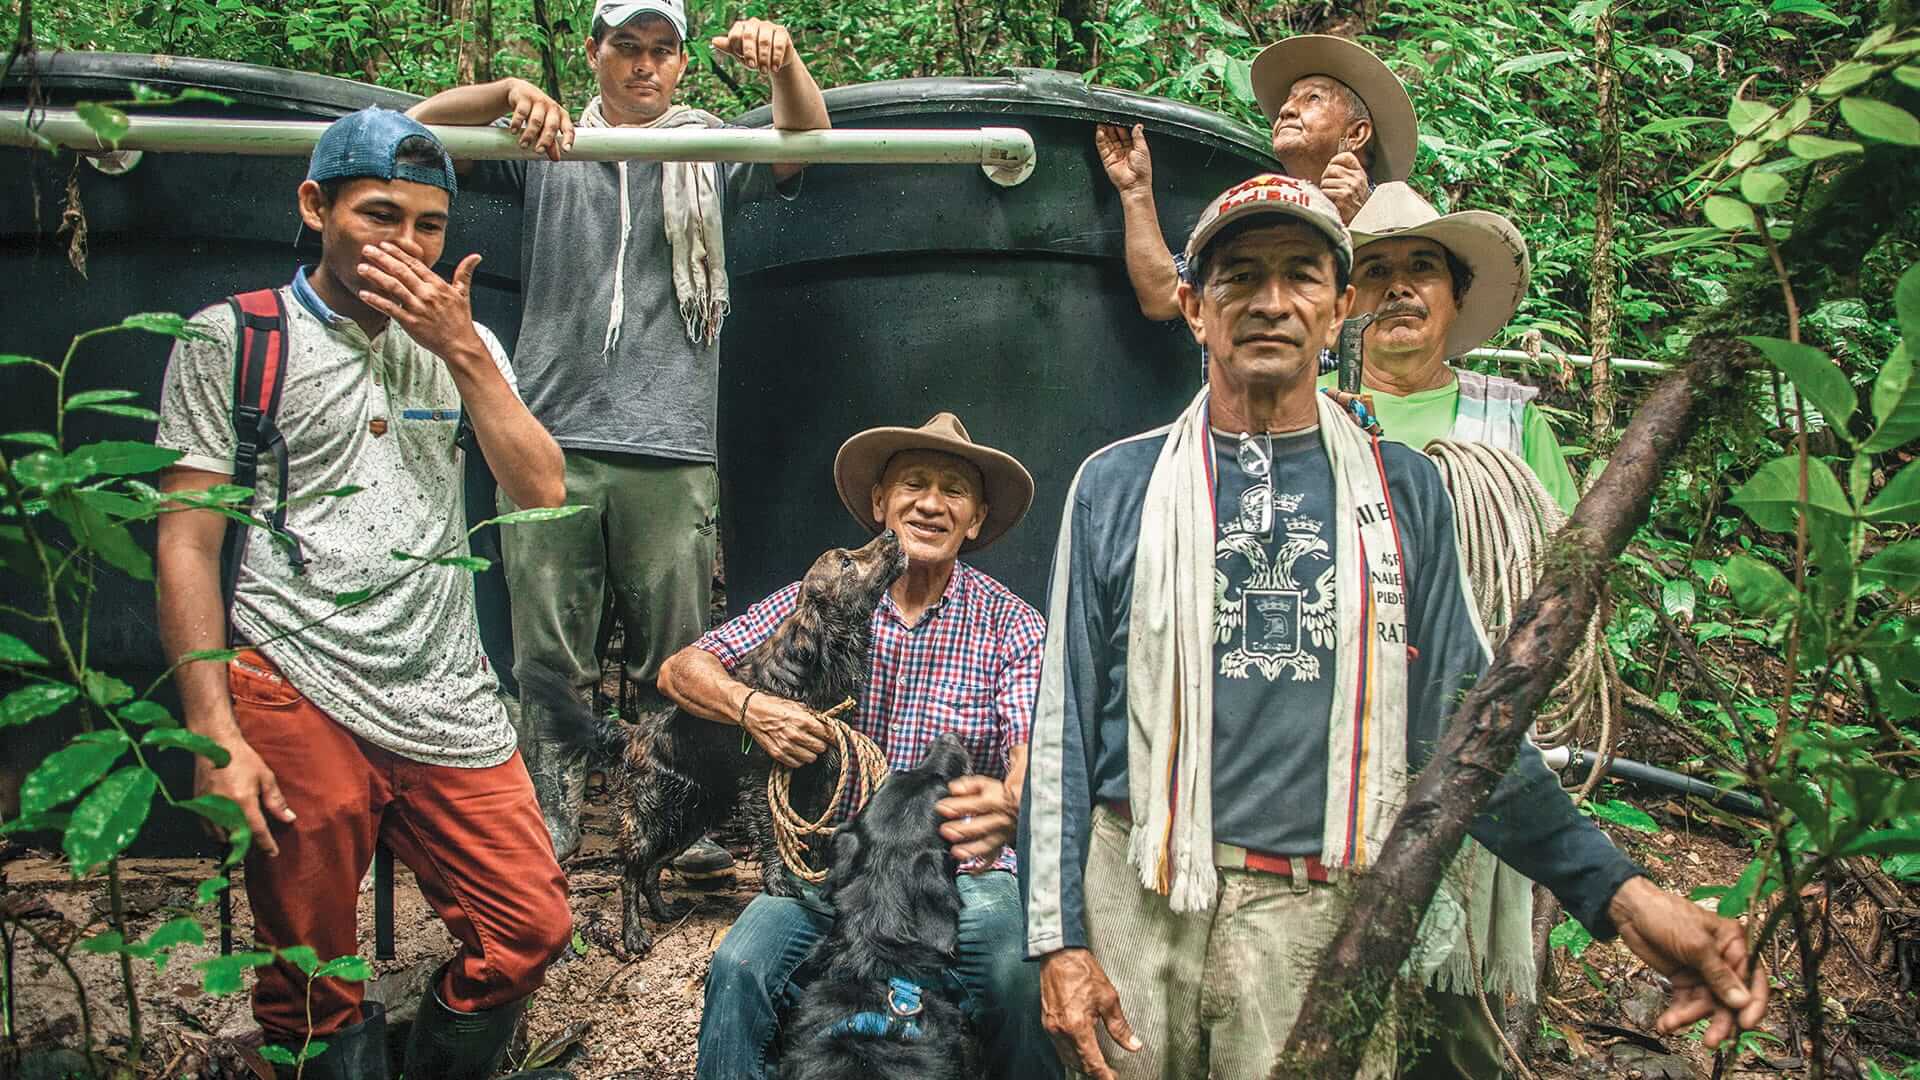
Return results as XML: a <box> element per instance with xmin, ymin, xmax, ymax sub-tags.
<box><xmin>1208</xmin><ymin>427</ymin><xmax>1340</xmax><ymax>854</ymax></box>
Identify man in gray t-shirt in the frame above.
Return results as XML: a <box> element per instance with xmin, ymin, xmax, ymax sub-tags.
<box><xmin>409</xmin><ymin>0</ymin><xmax>829</xmax><ymax>859</ymax></box>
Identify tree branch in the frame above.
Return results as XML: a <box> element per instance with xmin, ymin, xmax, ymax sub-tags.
<box><xmin>1274</xmin><ymin>339</ymin><xmax>1750</xmax><ymax>1077</ymax></box>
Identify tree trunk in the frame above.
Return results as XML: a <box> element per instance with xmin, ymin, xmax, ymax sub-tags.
<box><xmin>1587</xmin><ymin>2</ymin><xmax>1620</xmax><ymax>439</ymax></box>
<box><xmin>1054</xmin><ymin>0</ymin><xmax>1098</xmax><ymax>72</ymax></box>
<box><xmin>477</xmin><ymin>0</ymin><xmax>493</xmax><ymax>81</ymax></box>
<box><xmin>1273</xmin><ymin>338</ymin><xmax>1750</xmax><ymax>1078</ymax></box>
<box><xmin>1274</xmin><ymin>132</ymin><xmax>1920</xmax><ymax>1077</ymax></box>
<box><xmin>452</xmin><ymin>0</ymin><xmax>477</xmax><ymax>85</ymax></box>
<box><xmin>530</xmin><ymin>0</ymin><xmax>563</xmax><ymax>101</ymax></box>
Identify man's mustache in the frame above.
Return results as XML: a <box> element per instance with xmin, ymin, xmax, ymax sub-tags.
<box><xmin>1373</xmin><ymin>300</ymin><xmax>1428</xmax><ymax>321</ymax></box>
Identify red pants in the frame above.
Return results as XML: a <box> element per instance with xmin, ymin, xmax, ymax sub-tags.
<box><xmin>230</xmin><ymin>649</ymin><xmax>571</xmax><ymax>1040</ymax></box>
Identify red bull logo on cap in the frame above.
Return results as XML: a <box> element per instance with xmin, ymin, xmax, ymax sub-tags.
<box><xmin>1218</xmin><ymin>173</ymin><xmax>1315</xmax><ymax>213</ymax></box>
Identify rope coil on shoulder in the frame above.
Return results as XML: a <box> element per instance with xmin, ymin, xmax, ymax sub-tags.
<box><xmin>766</xmin><ymin>697</ymin><xmax>891</xmax><ymax>884</ymax></box>
<box><xmin>1422</xmin><ymin>439</ymin><xmax>1618</xmax><ymax>798</ymax></box>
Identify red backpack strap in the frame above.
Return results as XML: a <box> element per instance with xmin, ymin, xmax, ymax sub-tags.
<box><xmin>220</xmin><ymin>289</ymin><xmax>304</xmax><ymax>624</ymax></box>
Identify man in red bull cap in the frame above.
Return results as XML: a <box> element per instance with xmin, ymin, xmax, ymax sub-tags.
<box><xmin>1020</xmin><ymin>173</ymin><xmax>1769</xmax><ymax>1080</ymax></box>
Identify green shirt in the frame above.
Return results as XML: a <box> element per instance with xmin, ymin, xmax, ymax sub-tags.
<box><xmin>1316</xmin><ymin>371</ymin><xmax>1580</xmax><ymax>513</ymax></box>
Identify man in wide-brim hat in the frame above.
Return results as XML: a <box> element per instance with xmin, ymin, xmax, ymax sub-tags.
<box><xmin>1095</xmin><ymin>34</ymin><xmax>1418</xmax><ymax>323</ymax></box>
<box><xmin>1333</xmin><ymin>180</ymin><xmax>1580</xmax><ymax>510</ymax></box>
<box><xmin>659</xmin><ymin>413</ymin><xmax>1061</xmax><ymax>1080</ymax></box>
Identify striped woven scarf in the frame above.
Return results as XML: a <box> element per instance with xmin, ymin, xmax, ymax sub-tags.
<box><xmin>1117</xmin><ymin>387</ymin><xmax>1409</xmax><ymax>912</ymax></box>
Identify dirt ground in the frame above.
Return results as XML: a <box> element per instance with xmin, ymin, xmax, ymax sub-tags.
<box><xmin>4</xmin><ymin>764</ymin><xmax>1917</xmax><ymax>1078</ymax></box>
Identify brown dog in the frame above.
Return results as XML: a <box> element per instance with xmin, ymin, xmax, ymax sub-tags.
<box><xmin>534</xmin><ymin>529</ymin><xmax>906</xmax><ymax>955</ymax></box>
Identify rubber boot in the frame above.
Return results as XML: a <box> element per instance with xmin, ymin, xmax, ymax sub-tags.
<box><xmin>507</xmin><ymin>692</ymin><xmax>587</xmax><ymax>860</ymax></box>
<box><xmin>404</xmin><ymin>982</ymin><xmax>576</xmax><ymax>1080</ymax></box>
<box><xmin>269</xmin><ymin>1001</ymin><xmax>390</xmax><ymax>1080</ymax></box>
<box><xmin>671</xmin><ymin>835</ymin><xmax>737</xmax><ymax>881</ymax></box>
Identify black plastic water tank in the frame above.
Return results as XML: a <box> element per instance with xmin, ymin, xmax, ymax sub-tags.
<box><xmin>721</xmin><ymin>69</ymin><xmax>1276</xmax><ymax>611</ymax></box>
<box><xmin>0</xmin><ymin>54</ymin><xmax>523</xmax><ymax>848</ymax></box>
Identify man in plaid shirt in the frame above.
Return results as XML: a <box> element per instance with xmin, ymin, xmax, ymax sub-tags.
<box><xmin>659</xmin><ymin>412</ymin><xmax>1059</xmax><ymax>1080</ymax></box>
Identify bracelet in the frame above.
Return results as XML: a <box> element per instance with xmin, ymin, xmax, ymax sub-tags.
<box><xmin>738</xmin><ymin>689</ymin><xmax>760</xmax><ymax>754</ymax></box>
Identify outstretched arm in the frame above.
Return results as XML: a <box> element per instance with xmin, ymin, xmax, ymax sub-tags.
<box><xmin>656</xmin><ymin>645</ymin><xmax>831</xmax><ymax>766</ymax></box>
<box><xmin>406</xmin><ymin>78</ymin><xmax>574</xmax><ymax>161</ymax></box>
<box><xmin>1094</xmin><ymin>123</ymin><xmax>1181</xmax><ymax>322</ymax></box>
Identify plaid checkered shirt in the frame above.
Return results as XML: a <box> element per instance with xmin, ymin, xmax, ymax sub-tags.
<box><xmin>694</xmin><ymin>561</ymin><xmax>1043</xmax><ymax>873</ymax></box>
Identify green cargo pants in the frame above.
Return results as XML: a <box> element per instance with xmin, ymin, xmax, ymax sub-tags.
<box><xmin>498</xmin><ymin>449</ymin><xmax>718</xmax><ymax>859</ymax></box>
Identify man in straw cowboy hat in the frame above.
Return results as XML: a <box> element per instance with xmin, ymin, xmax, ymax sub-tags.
<box><xmin>1319</xmin><ymin>182</ymin><xmax>1584</xmax><ymax>1076</ymax></box>
<box><xmin>1330</xmin><ymin>181</ymin><xmax>1581</xmax><ymax>511</ymax></box>
<box><xmin>658</xmin><ymin>413</ymin><xmax>1061</xmax><ymax>1079</ymax></box>
<box><xmin>1020</xmin><ymin>173</ymin><xmax>1768</xmax><ymax>1080</ymax></box>
<box><xmin>1095</xmin><ymin>35</ymin><xmax>1418</xmax><ymax>322</ymax></box>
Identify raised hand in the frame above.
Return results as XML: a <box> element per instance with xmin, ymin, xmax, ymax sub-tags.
<box><xmin>1318</xmin><ymin>150</ymin><xmax>1371</xmax><ymax>223</ymax></box>
<box><xmin>935</xmin><ymin>774</ymin><xmax>1018</xmax><ymax>868</ymax></box>
<box><xmin>504</xmin><ymin>77</ymin><xmax>574</xmax><ymax>161</ymax></box>
<box><xmin>1095</xmin><ymin>122</ymin><xmax>1154</xmax><ymax>197</ymax></box>
<box><xmin>356</xmin><ymin>242</ymin><xmax>485</xmax><ymax>361</ymax></box>
<box><xmin>711</xmin><ymin>18</ymin><xmax>795</xmax><ymax>75</ymax></box>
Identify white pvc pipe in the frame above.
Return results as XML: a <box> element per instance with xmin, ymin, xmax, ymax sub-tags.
<box><xmin>1463</xmin><ymin>347</ymin><xmax>1671</xmax><ymax>374</ymax></box>
<box><xmin>0</xmin><ymin>108</ymin><xmax>1039</xmax><ymax>186</ymax></box>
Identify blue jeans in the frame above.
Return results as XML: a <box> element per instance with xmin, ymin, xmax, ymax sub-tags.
<box><xmin>697</xmin><ymin>871</ymin><xmax>1060</xmax><ymax>1080</ymax></box>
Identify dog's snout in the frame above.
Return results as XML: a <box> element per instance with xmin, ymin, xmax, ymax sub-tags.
<box><xmin>921</xmin><ymin>733</ymin><xmax>970</xmax><ymax>780</ymax></box>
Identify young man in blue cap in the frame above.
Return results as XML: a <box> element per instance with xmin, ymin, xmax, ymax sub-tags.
<box><xmin>154</xmin><ymin>108</ymin><xmax>571</xmax><ymax>1080</ymax></box>
<box><xmin>408</xmin><ymin>0</ymin><xmax>830</xmax><ymax>877</ymax></box>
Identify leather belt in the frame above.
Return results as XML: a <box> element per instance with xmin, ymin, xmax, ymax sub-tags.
<box><xmin>1100</xmin><ymin>801</ymin><xmax>1333</xmax><ymax>883</ymax></box>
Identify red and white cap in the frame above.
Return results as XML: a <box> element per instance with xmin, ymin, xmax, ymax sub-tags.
<box><xmin>1184</xmin><ymin>173</ymin><xmax>1353</xmax><ymax>275</ymax></box>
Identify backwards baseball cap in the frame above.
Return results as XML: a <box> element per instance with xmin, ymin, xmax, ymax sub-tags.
<box><xmin>592</xmin><ymin>0</ymin><xmax>688</xmax><ymax>40</ymax></box>
<box><xmin>306</xmin><ymin>107</ymin><xmax>456</xmax><ymax>196</ymax></box>
<box><xmin>1184</xmin><ymin>173</ymin><xmax>1353</xmax><ymax>277</ymax></box>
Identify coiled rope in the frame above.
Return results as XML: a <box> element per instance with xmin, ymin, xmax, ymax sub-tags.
<box><xmin>1426</xmin><ymin>439</ymin><xmax>1621</xmax><ymax>1080</ymax></box>
<box><xmin>766</xmin><ymin>697</ymin><xmax>891</xmax><ymax>884</ymax></box>
<box><xmin>1423</xmin><ymin>439</ymin><xmax>1618</xmax><ymax>798</ymax></box>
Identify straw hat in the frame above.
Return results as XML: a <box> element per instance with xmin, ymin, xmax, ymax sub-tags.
<box><xmin>1251</xmin><ymin>35</ymin><xmax>1418</xmax><ymax>183</ymax></box>
<box><xmin>1349</xmin><ymin>181</ymin><xmax>1532</xmax><ymax>359</ymax></box>
<box><xmin>833</xmin><ymin>413</ymin><xmax>1035</xmax><ymax>554</ymax></box>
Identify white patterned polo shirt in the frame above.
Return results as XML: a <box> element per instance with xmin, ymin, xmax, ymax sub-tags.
<box><xmin>156</xmin><ymin>269</ymin><xmax>518</xmax><ymax>767</ymax></box>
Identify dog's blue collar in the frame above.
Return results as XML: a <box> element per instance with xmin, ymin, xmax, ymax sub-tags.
<box><xmin>815</xmin><ymin>977</ymin><xmax>928</xmax><ymax>1043</ymax></box>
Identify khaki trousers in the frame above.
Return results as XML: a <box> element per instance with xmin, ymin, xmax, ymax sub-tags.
<box><xmin>1076</xmin><ymin>807</ymin><xmax>1399</xmax><ymax>1080</ymax></box>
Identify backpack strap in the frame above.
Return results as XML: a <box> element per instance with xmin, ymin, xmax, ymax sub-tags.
<box><xmin>220</xmin><ymin>289</ymin><xmax>305</xmax><ymax>627</ymax></box>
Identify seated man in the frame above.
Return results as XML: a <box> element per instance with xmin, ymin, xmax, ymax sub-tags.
<box><xmin>658</xmin><ymin>413</ymin><xmax>1059</xmax><ymax>1080</ymax></box>
<box><xmin>154</xmin><ymin>109</ymin><xmax>571</xmax><ymax>1080</ymax></box>
<box><xmin>1335</xmin><ymin>181</ymin><xmax>1581</xmax><ymax>511</ymax></box>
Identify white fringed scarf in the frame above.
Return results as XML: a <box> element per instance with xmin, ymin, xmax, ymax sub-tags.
<box><xmin>1085</xmin><ymin>387</ymin><xmax>1411</xmax><ymax>912</ymax></box>
<box><xmin>578</xmin><ymin>98</ymin><xmax>729</xmax><ymax>352</ymax></box>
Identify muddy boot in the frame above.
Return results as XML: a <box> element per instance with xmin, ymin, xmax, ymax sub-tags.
<box><xmin>269</xmin><ymin>1002</ymin><xmax>390</xmax><ymax>1080</ymax></box>
<box><xmin>509</xmin><ymin>692</ymin><xmax>587</xmax><ymax>860</ymax></box>
<box><xmin>672</xmin><ymin>835</ymin><xmax>737</xmax><ymax>882</ymax></box>
<box><xmin>405</xmin><ymin>983</ymin><xmax>577</xmax><ymax>1080</ymax></box>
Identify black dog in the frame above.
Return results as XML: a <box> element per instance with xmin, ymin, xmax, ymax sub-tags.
<box><xmin>780</xmin><ymin>733</ymin><xmax>978</xmax><ymax>1080</ymax></box>
<box><xmin>534</xmin><ymin>529</ymin><xmax>906</xmax><ymax>956</ymax></box>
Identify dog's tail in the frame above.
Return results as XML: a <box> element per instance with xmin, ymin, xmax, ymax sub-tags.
<box><xmin>516</xmin><ymin>661</ymin><xmax>632</xmax><ymax>765</ymax></box>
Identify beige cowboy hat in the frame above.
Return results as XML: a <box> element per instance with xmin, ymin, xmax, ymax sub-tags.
<box><xmin>833</xmin><ymin>412</ymin><xmax>1035</xmax><ymax>554</ymax></box>
<box><xmin>1349</xmin><ymin>181</ymin><xmax>1532</xmax><ymax>359</ymax></box>
<box><xmin>1251</xmin><ymin>34</ymin><xmax>1418</xmax><ymax>184</ymax></box>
